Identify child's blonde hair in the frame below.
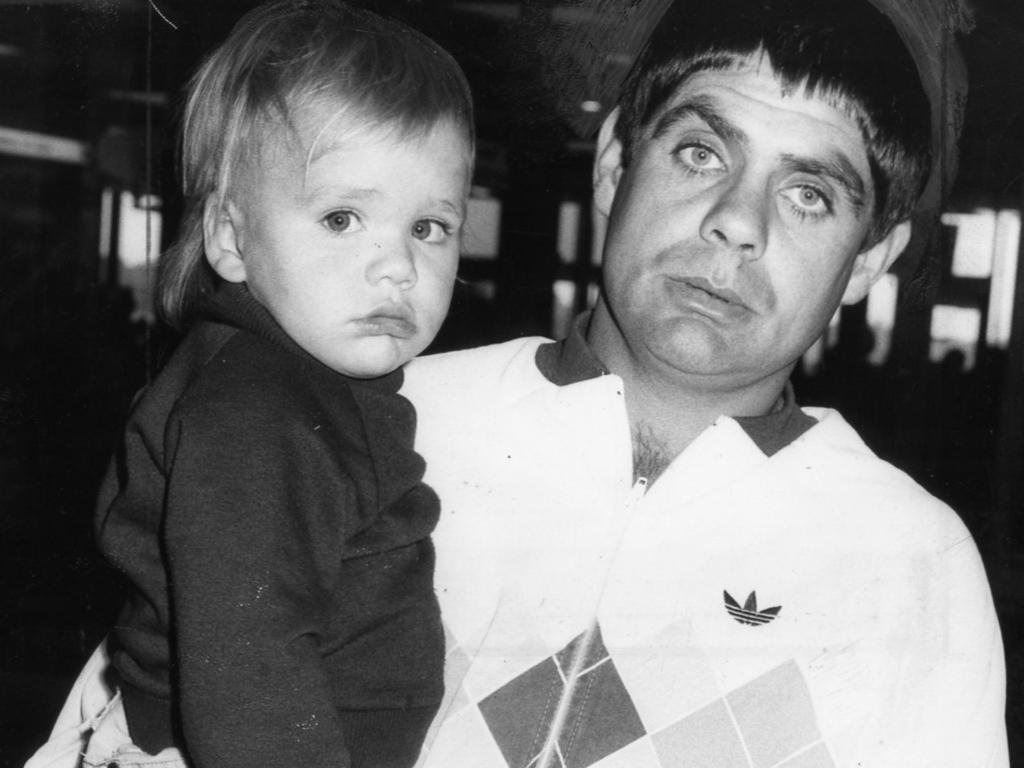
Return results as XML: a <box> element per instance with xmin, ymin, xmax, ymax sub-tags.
<box><xmin>157</xmin><ymin>0</ymin><xmax>474</xmax><ymax>329</ymax></box>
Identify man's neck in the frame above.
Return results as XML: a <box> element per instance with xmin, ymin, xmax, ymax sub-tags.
<box><xmin>632</xmin><ymin>420</ymin><xmax>673</xmax><ymax>483</ymax></box>
<box><xmin>586</xmin><ymin>307</ymin><xmax>791</xmax><ymax>475</ymax></box>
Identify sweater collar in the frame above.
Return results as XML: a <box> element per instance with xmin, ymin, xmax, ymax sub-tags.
<box><xmin>535</xmin><ymin>311</ymin><xmax>814</xmax><ymax>456</ymax></box>
<box><xmin>198</xmin><ymin>282</ymin><xmax>403</xmax><ymax>393</ymax></box>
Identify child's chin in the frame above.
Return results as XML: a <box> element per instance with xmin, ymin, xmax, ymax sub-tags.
<box><xmin>324</xmin><ymin>342</ymin><xmax>415</xmax><ymax>379</ymax></box>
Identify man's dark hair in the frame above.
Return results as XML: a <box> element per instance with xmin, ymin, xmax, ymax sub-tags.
<box><xmin>615</xmin><ymin>0</ymin><xmax>931</xmax><ymax>245</ymax></box>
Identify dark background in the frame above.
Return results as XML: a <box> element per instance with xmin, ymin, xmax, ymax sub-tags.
<box><xmin>1</xmin><ymin>0</ymin><xmax>1022</xmax><ymax>764</ymax></box>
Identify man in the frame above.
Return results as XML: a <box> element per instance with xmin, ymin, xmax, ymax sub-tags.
<box><xmin>404</xmin><ymin>0</ymin><xmax>1007</xmax><ymax>765</ymax></box>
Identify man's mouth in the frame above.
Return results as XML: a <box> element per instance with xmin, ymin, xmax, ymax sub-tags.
<box><xmin>666</xmin><ymin>275</ymin><xmax>751</xmax><ymax>321</ymax></box>
<box><xmin>678</xmin><ymin>276</ymin><xmax>746</xmax><ymax>306</ymax></box>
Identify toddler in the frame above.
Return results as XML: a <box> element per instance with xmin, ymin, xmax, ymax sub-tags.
<box><xmin>61</xmin><ymin>2</ymin><xmax>472</xmax><ymax>766</ymax></box>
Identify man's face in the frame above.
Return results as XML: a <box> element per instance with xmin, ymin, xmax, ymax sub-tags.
<box><xmin>209</xmin><ymin>119</ymin><xmax>470</xmax><ymax>378</ymax></box>
<box><xmin>593</xmin><ymin>59</ymin><xmax>905</xmax><ymax>393</ymax></box>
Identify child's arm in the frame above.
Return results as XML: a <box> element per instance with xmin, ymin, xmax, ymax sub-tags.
<box><xmin>161</xmin><ymin>392</ymin><xmax>355</xmax><ymax>768</ymax></box>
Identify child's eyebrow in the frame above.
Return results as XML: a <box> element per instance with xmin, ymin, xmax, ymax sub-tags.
<box><xmin>434</xmin><ymin>198</ymin><xmax>466</xmax><ymax>219</ymax></box>
<box><xmin>299</xmin><ymin>184</ymin><xmax>381</xmax><ymax>205</ymax></box>
<box><xmin>300</xmin><ymin>184</ymin><xmax>466</xmax><ymax>219</ymax></box>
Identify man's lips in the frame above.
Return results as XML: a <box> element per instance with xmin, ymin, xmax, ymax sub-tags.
<box><xmin>676</xmin><ymin>276</ymin><xmax>747</xmax><ymax>305</ymax></box>
<box><xmin>665</xmin><ymin>275</ymin><xmax>752</xmax><ymax>321</ymax></box>
<box><xmin>356</xmin><ymin>307</ymin><xmax>417</xmax><ymax>338</ymax></box>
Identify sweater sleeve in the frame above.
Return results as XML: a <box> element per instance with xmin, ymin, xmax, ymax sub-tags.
<box><xmin>161</xmin><ymin>365</ymin><xmax>358</xmax><ymax>768</ymax></box>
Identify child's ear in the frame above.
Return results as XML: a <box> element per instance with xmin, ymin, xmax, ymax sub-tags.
<box><xmin>593</xmin><ymin>107</ymin><xmax>624</xmax><ymax>218</ymax></box>
<box><xmin>203</xmin><ymin>195</ymin><xmax>248</xmax><ymax>284</ymax></box>
<box><xmin>841</xmin><ymin>220</ymin><xmax>912</xmax><ymax>305</ymax></box>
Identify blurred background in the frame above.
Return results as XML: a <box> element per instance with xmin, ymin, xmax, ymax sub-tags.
<box><xmin>0</xmin><ymin>0</ymin><xmax>1022</xmax><ymax>764</ymax></box>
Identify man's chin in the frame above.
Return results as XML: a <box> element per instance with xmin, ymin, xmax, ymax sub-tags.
<box><xmin>649</xmin><ymin>341</ymin><xmax>738</xmax><ymax>379</ymax></box>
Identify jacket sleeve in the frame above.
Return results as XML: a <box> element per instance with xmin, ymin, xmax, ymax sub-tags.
<box><xmin>161</xmin><ymin>393</ymin><xmax>355</xmax><ymax>768</ymax></box>
<box><xmin>920</xmin><ymin>531</ymin><xmax>1007</xmax><ymax>767</ymax></box>
<box><xmin>874</xmin><ymin>521</ymin><xmax>1008</xmax><ymax>768</ymax></box>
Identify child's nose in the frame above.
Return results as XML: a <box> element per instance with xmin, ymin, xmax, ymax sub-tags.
<box><xmin>366</xmin><ymin>239</ymin><xmax>417</xmax><ymax>289</ymax></box>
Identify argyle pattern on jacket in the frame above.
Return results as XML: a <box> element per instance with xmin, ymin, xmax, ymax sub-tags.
<box><xmin>422</xmin><ymin>621</ymin><xmax>833</xmax><ymax>768</ymax></box>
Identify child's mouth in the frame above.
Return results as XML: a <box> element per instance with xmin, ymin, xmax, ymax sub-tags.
<box><xmin>358</xmin><ymin>310</ymin><xmax>417</xmax><ymax>338</ymax></box>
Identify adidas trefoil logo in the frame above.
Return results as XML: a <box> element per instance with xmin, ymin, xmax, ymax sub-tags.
<box><xmin>724</xmin><ymin>590</ymin><xmax>782</xmax><ymax>626</ymax></box>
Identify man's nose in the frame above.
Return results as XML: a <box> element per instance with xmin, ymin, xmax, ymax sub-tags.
<box><xmin>698</xmin><ymin>175</ymin><xmax>768</xmax><ymax>260</ymax></box>
<box><xmin>366</xmin><ymin>237</ymin><xmax>418</xmax><ymax>289</ymax></box>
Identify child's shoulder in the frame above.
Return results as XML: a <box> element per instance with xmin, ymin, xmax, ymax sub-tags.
<box><xmin>157</xmin><ymin>321</ymin><xmax>343</xmax><ymax>429</ymax></box>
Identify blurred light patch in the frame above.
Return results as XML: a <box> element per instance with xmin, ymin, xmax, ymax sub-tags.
<box><xmin>940</xmin><ymin>207</ymin><xmax>1020</xmax><ymax>348</ymax></box>
<box><xmin>986</xmin><ymin>209</ymin><xmax>1020</xmax><ymax>348</ymax></box>
<box><xmin>801</xmin><ymin>308</ymin><xmax>842</xmax><ymax>375</ymax></box>
<box><xmin>587</xmin><ymin>281</ymin><xmax>600</xmax><ymax>309</ymax></box>
<box><xmin>825</xmin><ymin>306</ymin><xmax>841</xmax><ymax>349</ymax></box>
<box><xmin>552</xmin><ymin>280</ymin><xmax>577</xmax><ymax>340</ymax></box>
<box><xmin>930</xmin><ymin>304</ymin><xmax>981</xmax><ymax>371</ymax></box>
<box><xmin>0</xmin><ymin>125</ymin><xmax>87</xmax><ymax>164</ymax></box>
<box><xmin>590</xmin><ymin>203</ymin><xmax>606</xmax><ymax>266</ymax></box>
<box><xmin>558</xmin><ymin>201</ymin><xmax>581</xmax><ymax>264</ymax></box>
<box><xmin>866</xmin><ymin>273</ymin><xmax>899</xmax><ymax>365</ymax></box>
<box><xmin>580</xmin><ymin>100</ymin><xmax>602</xmax><ymax>114</ymax></box>
<box><xmin>118</xmin><ymin>192</ymin><xmax>162</xmax><ymax>270</ymax></box>
<box><xmin>464</xmin><ymin>279</ymin><xmax>496</xmax><ymax>302</ymax></box>
<box><xmin>462</xmin><ymin>188</ymin><xmax>501</xmax><ymax>260</ymax></box>
<box><xmin>99</xmin><ymin>187</ymin><xmax>114</xmax><ymax>263</ymax></box>
<box><xmin>105</xmin><ymin>89</ymin><xmax>170</xmax><ymax>107</ymax></box>
<box><xmin>801</xmin><ymin>336</ymin><xmax>824</xmax><ymax>376</ymax></box>
<box><xmin>118</xmin><ymin>191</ymin><xmax>162</xmax><ymax>323</ymax></box>
<box><xmin>942</xmin><ymin>209</ymin><xmax>996</xmax><ymax>278</ymax></box>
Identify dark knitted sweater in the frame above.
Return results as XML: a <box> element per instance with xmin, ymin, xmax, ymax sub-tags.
<box><xmin>96</xmin><ymin>283</ymin><xmax>443</xmax><ymax>768</ymax></box>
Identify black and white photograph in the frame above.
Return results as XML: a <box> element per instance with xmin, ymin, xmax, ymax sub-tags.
<box><xmin>1</xmin><ymin>0</ymin><xmax>1021</xmax><ymax>766</ymax></box>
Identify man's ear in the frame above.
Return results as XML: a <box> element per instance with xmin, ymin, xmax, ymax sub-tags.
<box><xmin>841</xmin><ymin>220</ymin><xmax>912</xmax><ymax>305</ymax></box>
<box><xmin>593</xmin><ymin>107</ymin><xmax>624</xmax><ymax>218</ymax></box>
<box><xmin>203</xmin><ymin>195</ymin><xmax>248</xmax><ymax>284</ymax></box>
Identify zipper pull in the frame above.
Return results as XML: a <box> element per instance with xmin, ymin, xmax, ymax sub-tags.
<box><xmin>626</xmin><ymin>476</ymin><xmax>648</xmax><ymax>512</ymax></box>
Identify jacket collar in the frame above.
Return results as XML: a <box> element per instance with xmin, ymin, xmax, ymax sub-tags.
<box><xmin>535</xmin><ymin>311</ymin><xmax>814</xmax><ymax>456</ymax></box>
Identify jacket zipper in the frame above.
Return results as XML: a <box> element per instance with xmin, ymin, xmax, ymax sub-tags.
<box><xmin>533</xmin><ymin>476</ymin><xmax>649</xmax><ymax>767</ymax></box>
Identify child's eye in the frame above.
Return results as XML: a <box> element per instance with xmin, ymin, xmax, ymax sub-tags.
<box><xmin>322</xmin><ymin>210</ymin><xmax>361</xmax><ymax>233</ymax></box>
<box><xmin>411</xmin><ymin>219</ymin><xmax>449</xmax><ymax>243</ymax></box>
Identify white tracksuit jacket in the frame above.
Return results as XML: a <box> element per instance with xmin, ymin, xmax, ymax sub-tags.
<box><xmin>403</xmin><ymin>337</ymin><xmax>1007</xmax><ymax>768</ymax></box>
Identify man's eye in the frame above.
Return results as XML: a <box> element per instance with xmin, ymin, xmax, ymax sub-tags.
<box><xmin>677</xmin><ymin>144</ymin><xmax>724</xmax><ymax>172</ymax></box>
<box><xmin>322</xmin><ymin>210</ymin><xmax>360</xmax><ymax>233</ymax></box>
<box><xmin>411</xmin><ymin>219</ymin><xmax>449</xmax><ymax>243</ymax></box>
<box><xmin>782</xmin><ymin>185</ymin><xmax>832</xmax><ymax>217</ymax></box>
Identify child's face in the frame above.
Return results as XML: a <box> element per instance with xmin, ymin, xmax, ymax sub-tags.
<box><xmin>211</xmin><ymin>119</ymin><xmax>471</xmax><ymax>377</ymax></box>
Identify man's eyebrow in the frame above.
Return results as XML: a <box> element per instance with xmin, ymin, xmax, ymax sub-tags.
<box><xmin>780</xmin><ymin>153</ymin><xmax>867</xmax><ymax>213</ymax></box>
<box><xmin>651</xmin><ymin>95</ymin><xmax>748</xmax><ymax>147</ymax></box>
